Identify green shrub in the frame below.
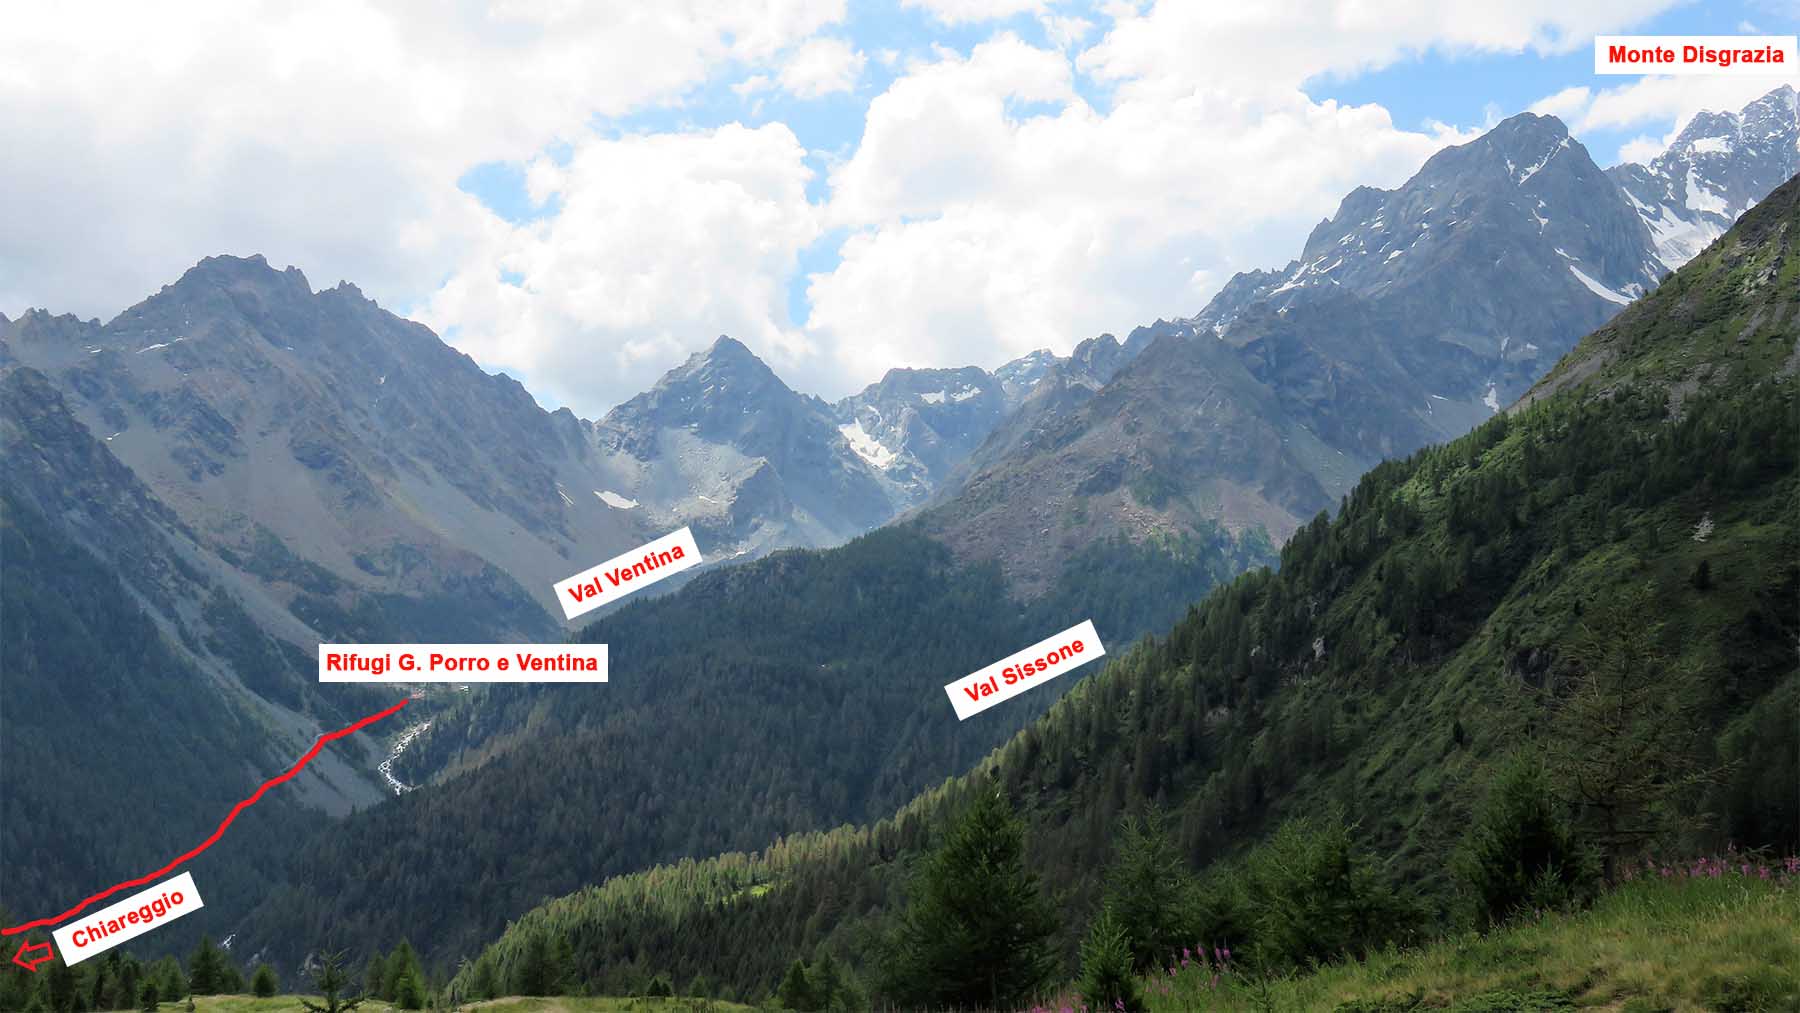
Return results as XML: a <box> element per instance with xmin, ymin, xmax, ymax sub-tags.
<box><xmin>1183</xmin><ymin>863</ymin><xmax>1253</xmax><ymax>955</ymax></box>
<box><xmin>1238</xmin><ymin>811</ymin><xmax>1415</xmax><ymax>969</ymax></box>
<box><xmin>1456</xmin><ymin>752</ymin><xmax>1598</xmax><ymax>928</ymax></box>
<box><xmin>250</xmin><ymin>963</ymin><xmax>279</xmax><ymax>998</ymax></box>
<box><xmin>1078</xmin><ymin>907</ymin><xmax>1144</xmax><ymax>1013</ymax></box>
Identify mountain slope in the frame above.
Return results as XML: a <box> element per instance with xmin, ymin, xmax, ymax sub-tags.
<box><xmin>918</xmin><ymin>112</ymin><xmax>1687</xmax><ymax>593</ymax></box>
<box><xmin>0</xmin><ymin>366</ymin><xmax>396</xmax><ymax>940</ymax></box>
<box><xmin>921</xmin><ymin>324</ymin><xmax>1313</xmax><ymax>592</ymax></box>
<box><xmin>449</xmin><ymin>174</ymin><xmax>1800</xmax><ymax>1002</ymax></box>
<box><xmin>236</xmin><ymin>517</ymin><xmax>1266</xmax><ymax>967</ymax></box>
<box><xmin>2</xmin><ymin>255</ymin><xmax>640</xmax><ymax>637</ymax></box>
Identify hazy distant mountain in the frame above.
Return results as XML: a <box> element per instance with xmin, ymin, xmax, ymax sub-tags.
<box><xmin>1609</xmin><ymin>85</ymin><xmax>1799</xmax><ymax>271</ymax></box>
<box><xmin>1</xmin><ymin>262</ymin><xmax>1031</xmax><ymax>641</ymax></box>
<box><xmin>830</xmin><ymin>364</ymin><xmax>1015</xmax><ymax>503</ymax></box>
<box><xmin>586</xmin><ymin>335</ymin><xmax>904</xmax><ymax>557</ymax></box>
<box><xmin>1196</xmin><ymin>111</ymin><xmax>1663</xmax><ymax>408</ymax></box>
<box><xmin>1</xmin><ymin>255</ymin><xmax>651</xmax><ymax>638</ymax></box>
<box><xmin>922</xmin><ymin>112</ymin><xmax>1677</xmax><ymax>589</ymax></box>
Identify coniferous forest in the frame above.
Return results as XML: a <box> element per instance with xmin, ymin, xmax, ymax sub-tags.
<box><xmin>435</xmin><ymin>178</ymin><xmax>1800</xmax><ymax>1007</ymax></box>
<box><xmin>3</xmin><ymin>32</ymin><xmax>1799</xmax><ymax>1012</ymax></box>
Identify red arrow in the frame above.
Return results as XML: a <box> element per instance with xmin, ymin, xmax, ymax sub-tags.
<box><xmin>11</xmin><ymin>940</ymin><xmax>53</xmax><ymax>972</ymax></box>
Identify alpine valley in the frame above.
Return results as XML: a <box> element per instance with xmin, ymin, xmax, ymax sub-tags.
<box><xmin>1</xmin><ymin>81</ymin><xmax>1796</xmax><ymax>1012</ymax></box>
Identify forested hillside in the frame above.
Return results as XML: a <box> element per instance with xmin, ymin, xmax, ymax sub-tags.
<box><xmin>240</xmin><ymin>520</ymin><xmax>1270</xmax><ymax>967</ymax></box>
<box><xmin>0</xmin><ymin>367</ymin><xmax>396</xmax><ymax>941</ymax></box>
<box><xmin>449</xmin><ymin>175</ymin><xmax>1800</xmax><ymax>1003</ymax></box>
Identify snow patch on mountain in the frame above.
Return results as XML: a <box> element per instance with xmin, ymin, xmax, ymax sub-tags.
<box><xmin>838</xmin><ymin>418</ymin><xmax>896</xmax><ymax>470</ymax></box>
<box><xmin>595</xmin><ymin>490</ymin><xmax>638</xmax><ymax>509</ymax></box>
<box><xmin>1609</xmin><ymin>86</ymin><xmax>1798</xmax><ymax>273</ymax></box>
<box><xmin>1568</xmin><ymin>265</ymin><xmax>1633</xmax><ymax>306</ymax></box>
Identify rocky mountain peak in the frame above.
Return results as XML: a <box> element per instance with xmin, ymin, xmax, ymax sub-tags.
<box><xmin>1414</xmin><ymin>111</ymin><xmax>1574</xmax><ymax>191</ymax></box>
<box><xmin>169</xmin><ymin>253</ymin><xmax>312</xmax><ymax>297</ymax></box>
<box><xmin>665</xmin><ymin>334</ymin><xmax>788</xmax><ymax>397</ymax></box>
<box><xmin>1608</xmin><ymin>85</ymin><xmax>1799</xmax><ymax>272</ymax></box>
<box><xmin>993</xmin><ymin>348</ymin><xmax>1058</xmax><ymax>400</ymax></box>
<box><xmin>607</xmin><ymin>335</ymin><xmax>798</xmax><ymax>443</ymax></box>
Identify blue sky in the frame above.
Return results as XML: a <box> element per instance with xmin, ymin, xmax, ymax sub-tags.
<box><xmin>438</xmin><ymin>0</ymin><xmax>1796</xmax><ymax>413</ymax></box>
<box><xmin>7</xmin><ymin>1</ymin><xmax>1796</xmax><ymax>416</ymax></box>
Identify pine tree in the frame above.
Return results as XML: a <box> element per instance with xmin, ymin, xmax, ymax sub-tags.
<box><xmin>1077</xmin><ymin>907</ymin><xmax>1143</xmax><ymax>1013</ymax></box>
<box><xmin>251</xmin><ymin>964</ymin><xmax>279</xmax><ymax>998</ymax></box>
<box><xmin>138</xmin><ymin>981</ymin><xmax>158</xmax><ymax>1013</ymax></box>
<box><xmin>393</xmin><ymin>966</ymin><xmax>425</xmax><ymax>1010</ymax></box>
<box><xmin>382</xmin><ymin>941</ymin><xmax>422</xmax><ymax>1002</ymax></box>
<box><xmin>467</xmin><ymin>957</ymin><xmax>498</xmax><ymax>1002</ymax></box>
<box><xmin>878</xmin><ymin>787</ymin><xmax>1060</xmax><ymax>1009</ymax></box>
<box><xmin>300</xmin><ymin>951</ymin><xmax>364</xmax><ymax>1013</ymax></box>
<box><xmin>112</xmin><ymin>958</ymin><xmax>143</xmax><ymax>1012</ymax></box>
<box><xmin>1103</xmin><ymin>806</ymin><xmax>1192</xmax><ymax>969</ymax></box>
<box><xmin>186</xmin><ymin>935</ymin><xmax>225</xmax><ymax>995</ymax></box>
<box><xmin>1546</xmin><ymin>583</ymin><xmax>1727</xmax><ymax>877</ymax></box>
<box><xmin>90</xmin><ymin>954</ymin><xmax>117</xmax><ymax>1012</ymax></box>
<box><xmin>362</xmin><ymin>955</ymin><xmax>385</xmax><ymax>1001</ymax></box>
<box><xmin>809</xmin><ymin>952</ymin><xmax>844</xmax><ymax>1011</ymax></box>
<box><xmin>512</xmin><ymin>931</ymin><xmax>552</xmax><ymax>997</ymax></box>
<box><xmin>775</xmin><ymin>959</ymin><xmax>813</xmax><ymax>1011</ymax></box>
<box><xmin>151</xmin><ymin>957</ymin><xmax>185</xmax><ymax>1007</ymax></box>
<box><xmin>549</xmin><ymin>934</ymin><xmax>575</xmax><ymax>995</ymax></box>
<box><xmin>46</xmin><ymin>960</ymin><xmax>76</xmax><ymax>1013</ymax></box>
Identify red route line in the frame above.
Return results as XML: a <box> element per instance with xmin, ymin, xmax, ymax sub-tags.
<box><xmin>3</xmin><ymin>698</ymin><xmax>411</xmax><ymax>937</ymax></box>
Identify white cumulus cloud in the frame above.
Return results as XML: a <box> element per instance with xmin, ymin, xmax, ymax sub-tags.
<box><xmin>778</xmin><ymin>37</ymin><xmax>866</xmax><ymax>98</ymax></box>
<box><xmin>901</xmin><ymin>0</ymin><xmax>1047</xmax><ymax>26</ymax></box>
<box><xmin>800</xmin><ymin>30</ymin><xmax>1480</xmax><ymax>392</ymax></box>
<box><xmin>0</xmin><ymin>0</ymin><xmax>845</xmax><ymax>325</ymax></box>
<box><xmin>417</xmin><ymin>123</ymin><xmax>822</xmax><ymax>413</ymax></box>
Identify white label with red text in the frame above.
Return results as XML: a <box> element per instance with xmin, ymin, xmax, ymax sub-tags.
<box><xmin>319</xmin><ymin>643</ymin><xmax>608</xmax><ymax>683</ymax></box>
<box><xmin>554</xmin><ymin>527</ymin><xmax>702</xmax><ymax>621</ymax></box>
<box><xmin>1595</xmin><ymin>35</ymin><xmax>1795</xmax><ymax>74</ymax></box>
<box><xmin>946</xmin><ymin>620</ymin><xmax>1105</xmax><ymax>720</ymax></box>
<box><xmin>53</xmin><ymin>872</ymin><xmax>204</xmax><ymax>966</ymax></box>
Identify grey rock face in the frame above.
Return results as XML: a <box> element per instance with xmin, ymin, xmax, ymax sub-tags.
<box><xmin>925</xmin><ymin>103</ymin><xmax>1792</xmax><ymax>587</ymax></box>
<box><xmin>3</xmin><ymin>255</ymin><xmax>656</xmax><ymax>631</ymax></box>
<box><xmin>831</xmin><ymin>364</ymin><xmax>1012</xmax><ymax>504</ymax></box>
<box><xmin>590</xmin><ymin>335</ymin><xmax>901</xmax><ymax>554</ymax></box>
<box><xmin>1195</xmin><ymin>112</ymin><xmax>1663</xmax><ymax>407</ymax></box>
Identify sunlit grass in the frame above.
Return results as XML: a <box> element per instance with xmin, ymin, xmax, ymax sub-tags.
<box><xmin>182</xmin><ymin>996</ymin><xmax>752</xmax><ymax>1013</ymax></box>
<box><xmin>1125</xmin><ymin>864</ymin><xmax>1799</xmax><ymax>1012</ymax></box>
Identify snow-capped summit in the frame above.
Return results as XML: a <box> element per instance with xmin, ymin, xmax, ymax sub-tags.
<box><xmin>1609</xmin><ymin>85</ymin><xmax>1800</xmax><ymax>271</ymax></box>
